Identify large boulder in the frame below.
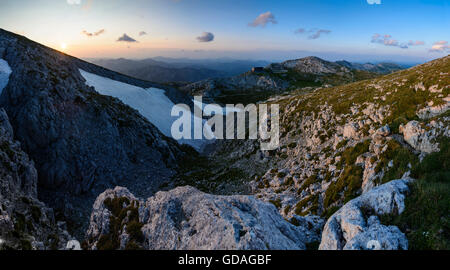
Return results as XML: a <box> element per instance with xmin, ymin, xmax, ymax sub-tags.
<box><xmin>399</xmin><ymin>121</ymin><xmax>439</xmax><ymax>153</ymax></box>
<box><xmin>319</xmin><ymin>179</ymin><xmax>410</xmax><ymax>250</ymax></box>
<box><xmin>86</xmin><ymin>186</ymin><xmax>318</xmax><ymax>250</ymax></box>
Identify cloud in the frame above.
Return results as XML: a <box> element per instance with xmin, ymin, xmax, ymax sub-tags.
<box><xmin>67</xmin><ymin>0</ymin><xmax>81</xmax><ymax>4</ymax></box>
<box><xmin>68</xmin><ymin>0</ymin><xmax>93</xmax><ymax>11</ymax></box>
<box><xmin>430</xmin><ymin>41</ymin><xmax>450</xmax><ymax>52</ymax></box>
<box><xmin>82</xmin><ymin>29</ymin><xmax>105</xmax><ymax>37</ymax></box>
<box><xmin>117</xmin><ymin>33</ymin><xmax>138</xmax><ymax>43</ymax></box>
<box><xmin>367</xmin><ymin>0</ymin><xmax>381</xmax><ymax>4</ymax></box>
<box><xmin>308</xmin><ymin>29</ymin><xmax>331</xmax><ymax>39</ymax></box>
<box><xmin>371</xmin><ymin>33</ymin><xmax>408</xmax><ymax>49</ymax></box>
<box><xmin>139</xmin><ymin>31</ymin><xmax>148</xmax><ymax>36</ymax></box>
<box><xmin>249</xmin><ymin>12</ymin><xmax>277</xmax><ymax>27</ymax></box>
<box><xmin>196</xmin><ymin>32</ymin><xmax>214</xmax><ymax>42</ymax></box>
<box><xmin>408</xmin><ymin>40</ymin><xmax>425</xmax><ymax>46</ymax></box>
<box><xmin>295</xmin><ymin>28</ymin><xmax>331</xmax><ymax>39</ymax></box>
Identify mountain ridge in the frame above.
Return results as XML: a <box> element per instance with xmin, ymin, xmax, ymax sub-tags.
<box><xmin>0</xmin><ymin>28</ymin><xmax>448</xmax><ymax>250</ymax></box>
<box><xmin>0</xmin><ymin>28</ymin><xmax>193</xmax><ymax>237</ymax></box>
<box><xmin>180</xmin><ymin>55</ymin><xmax>386</xmax><ymax>105</ymax></box>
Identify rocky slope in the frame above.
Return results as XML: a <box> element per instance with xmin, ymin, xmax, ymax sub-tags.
<box><xmin>84</xmin><ymin>186</ymin><xmax>324</xmax><ymax>250</ymax></box>
<box><xmin>244</xmin><ymin>55</ymin><xmax>449</xmax><ymax>218</ymax></box>
<box><xmin>336</xmin><ymin>61</ymin><xmax>405</xmax><ymax>75</ymax></box>
<box><xmin>0</xmin><ymin>28</ymin><xmax>447</xmax><ymax>250</ymax></box>
<box><xmin>181</xmin><ymin>56</ymin><xmax>381</xmax><ymax>105</ymax></box>
<box><xmin>178</xmin><ymin>55</ymin><xmax>449</xmax><ymax>249</ymax></box>
<box><xmin>0</xmin><ymin>28</ymin><xmax>191</xmax><ymax>236</ymax></box>
<box><xmin>84</xmin><ymin>54</ymin><xmax>449</xmax><ymax>250</ymax></box>
<box><xmin>0</xmin><ymin>109</ymin><xmax>71</xmax><ymax>250</ymax></box>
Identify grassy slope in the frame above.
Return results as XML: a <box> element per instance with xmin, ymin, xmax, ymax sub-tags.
<box><xmin>275</xmin><ymin>56</ymin><xmax>449</xmax><ymax>248</ymax></box>
<box><xmin>382</xmin><ymin>138</ymin><xmax>449</xmax><ymax>250</ymax></box>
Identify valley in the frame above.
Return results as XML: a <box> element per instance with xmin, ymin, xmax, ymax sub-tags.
<box><xmin>0</xmin><ymin>28</ymin><xmax>448</xmax><ymax>250</ymax></box>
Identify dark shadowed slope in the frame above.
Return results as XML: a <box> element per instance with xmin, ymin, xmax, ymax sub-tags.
<box><xmin>0</xmin><ymin>28</ymin><xmax>191</xmax><ymax>236</ymax></box>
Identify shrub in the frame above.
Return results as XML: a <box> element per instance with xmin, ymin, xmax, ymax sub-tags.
<box><xmin>126</xmin><ymin>220</ymin><xmax>144</xmax><ymax>243</ymax></box>
<box><xmin>300</xmin><ymin>174</ymin><xmax>318</xmax><ymax>190</ymax></box>
<box><xmin>288</xmin><ymin>142</ymin><xmax>297</xmax><ymax>149</ymax></box>
<box><xmin>376</xmin><ymin>140</ymin><xmax>419</xmax><ymax>184</ymax></box>
<box><xmin>97</xmin><ymin>197</ymin><xmax>144</xmax><ymax>250</ymax></box>
<box><xmin>269</xmin><ymin>199</ymin><xmax>282</xmax><ymax>209</ymax></box>
<box><xmin>323</xmin><ymin>165</ymin><xmax>363</xmax><ymax>209</ymax></box>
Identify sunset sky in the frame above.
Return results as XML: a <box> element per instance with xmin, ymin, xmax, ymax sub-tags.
<box><xmin>0</xmin><ymin>0</ymin><xmax>449</xmax><ymax>62</ymax></box>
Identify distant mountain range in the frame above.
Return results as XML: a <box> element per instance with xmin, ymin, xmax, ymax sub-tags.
<box><xmin>0</xmin><ymin>28</ymin><xmax>448</xmax><ymax>250</ymax></box>
<box><xmin>180</xmin><ymin>56</ymin><xmax>406</xmax><ymax>105</ymax></box>
<box><xmin>89</xmin><ymin>58</ymin><xmax>270</xmax><ymax>83</ymax></box>
<box><xmin>335</xmin><ymin>60</ymin><xmax>406</xmax><ymax>74</ymax></box>
<box><xmin>89</xmin><ymin>57</ymin><xmax>406</xmax><ymax>104</ymax></box>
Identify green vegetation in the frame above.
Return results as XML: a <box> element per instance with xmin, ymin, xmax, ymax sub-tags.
<box><xmin>324</xmin><ymin>140</ymin><xmax>371</xmax><ymax>210</ymax></box>
<box><xmin>299</xmin><ymin>174</ymin><xmax>318</xmax><ymax>191</ymax></box>
<box><xmin>269</xmin><ymin>199</ymin><xmax>282</xmax><ymax>209</ymax></box>
<box><xmin>324</xmin><ymin>165</ymin><xmax>364</xmax><ymax>209</ymax></box>
<box><xmin>277</xmin><ymin>56</ymin><xmax>449</xmax><ymax>129</ymax></box>
<box><xmin>282</xmin><ymin>177</ymin><xmax>294</xmax><ymax>187</ymax></box>
<box><xmin>283</xmin><ymin>205</ymin><xmax>292</xmax><ymax>216</ymax></box>
<box><xmin>381</xmin><ymin>138</ymin><xmax>449</xmax><ymax>250</ymax></box>
<box><xmin>294</xmin><ymin>194</ymin><xmax>319</xmax><ymax>216</ymax></box>
<box><xmin>96</xmin><ymin>197</ymin><xmax>144</xmax><ymax>250</ymax></box>
<box><xmin>336</xmin><ymin>139</ymin><xmax>348</xmax><ymax>149</ymax></box>
<box><xmin>375</xmin><ymin>139</ymin><xmax>419</xmax><ymax>184</ymax></box>
<box><xmin>214</xmin><ymin>89</ymin><xmax>276</xmax><ymax>105</ymax></box>
<box><xmin>287</xmin><ymin>142</ymin><xmax>297</xmax><ymax>149</ymax></box>
<box><xmin>175</xmin><ymin>146</ymin><xmax>253</xmax><ymax>195</ymax></box>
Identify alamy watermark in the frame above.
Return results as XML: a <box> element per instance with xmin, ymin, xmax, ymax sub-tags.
<box><xmin>171</xmin><ymin>96</ymin><xmax>280</xmax><ymax>151</ymax></box>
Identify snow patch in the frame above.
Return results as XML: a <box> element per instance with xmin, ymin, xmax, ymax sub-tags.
<box><xmin>0</xmin><ymin>59</ymin><xmax>12</xmax><ymax>95</ymax></box>
<box><xmin>79</xmin><ymin>69</ymin><xmax>213</xmax><ymax>150</ymax></box>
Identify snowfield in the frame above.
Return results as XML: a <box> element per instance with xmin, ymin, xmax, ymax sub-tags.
<box><xmin>79</xmin><ymin>69</ymin><xmax>213</xmax><ymax>150</ymax></box>
<box><xmin>0</xmin><ymin>59</ymin><xmax>12</xmax><ymax>94</ymax></box>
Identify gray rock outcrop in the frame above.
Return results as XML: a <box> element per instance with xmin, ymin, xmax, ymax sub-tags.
<box><xmin>319</xmin><ymin>179</ymin><xmax>410</xmax><ymax>250</ymax></box>
<box><xmin>399</xmin><ymin>121</ymin><xmax>439</xmax><ymax>153</ymax></box>
<box><xmin>0</xmin><ymin>28</ymin><xmax>190</xmax><ymax>236</ymax></box>
<box><xmin>86</xmin><ymin>186</ymin><xmax>318</xmax><ymax>250</ymax></box>
<box><xmin>0</xmin><ymin>108</ymin><xmax>70</xmax><ymax>250</ymax></box>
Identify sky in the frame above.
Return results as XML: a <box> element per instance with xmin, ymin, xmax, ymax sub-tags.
<box><xmin>0</xmin><ymin>0</ymin><xmax>449</xmax><ymax>63</ymax></box>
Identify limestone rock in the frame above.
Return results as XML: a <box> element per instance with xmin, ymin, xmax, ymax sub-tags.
<box><xmin>343</xmin><ymin>122</ymin><xmax>359</xmax><ymax>139</ymax></box>
<box><xmin>417</xmin><ymin>96</ymin><xmax>450</xmax><ymax>119</ymax></box>
<box><xmin>65</xmin><ymin>240</ymin><xmax>82</xmax><ymax>250</ymax></box>
<box><xmin>399</xmin><ymin>121</ymin><xmax>439</xmax><ymax>153</ymax></box>
<box><xmin>86</xmin><ymin>186</ymin><xmax>318</xmax><ymax>250</ymax></box>
<box><xmin>319</xmin><ymin>179</ymin><xmax>410</xmax><ymax>250</ymax></box>
<box><xmin>344</xmin><ymin>216</ymin><xmax>408</xmax><ymax>250</ymax></box>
